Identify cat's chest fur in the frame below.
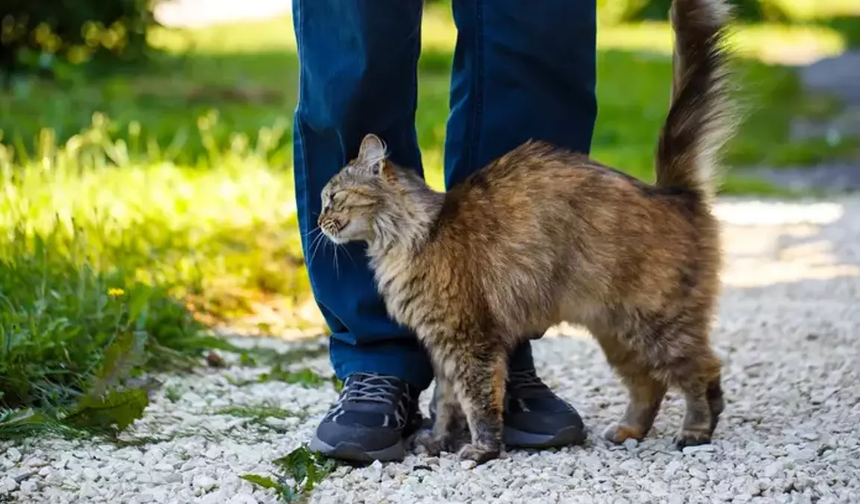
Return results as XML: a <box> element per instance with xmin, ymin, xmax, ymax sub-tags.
<box><xmin>368</xmin><ymin>244</ymin><xmax>441</xmax><ymax>341</ymax></box>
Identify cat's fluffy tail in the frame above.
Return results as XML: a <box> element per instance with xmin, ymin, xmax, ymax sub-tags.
<box><xmin>655</xmin><ymin>0</ymin><xmax>736</xmax><ymax>199</ymax></box>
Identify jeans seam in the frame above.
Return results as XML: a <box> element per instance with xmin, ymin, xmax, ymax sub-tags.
<box><xmin>293</xmin><ymin>0</ymin><xmax>336</xmax><ymax>336</ymax></box>
<box><xmin>293</xmin><ymin>0</ymin><xmax>304</xmax><ymax>117</ymax></box>
<box><xmin>458</xmin><ymin>0</ymin><xmax>484</xmax><ymax>177</ymax></box>
<box><xmin>294</xmin><ymin>0</ymin><xmax>311</xmax><ymax>267</ymax></box>
<box><xmin>468</xmin><ymin>0</ymin><xmax>485</xmax><ymax>175</ymax></box>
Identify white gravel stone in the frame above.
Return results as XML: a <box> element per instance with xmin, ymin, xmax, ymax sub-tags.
<box><xmin>6</xmin><ymin>447</ymin><xmax>22</xmax><ymax>463</ymax></box>
<box><xmin>0</xmin><ymin>477</ymin><xmax>19</xmax><ymax>494</ymax></box>
<box><xmin>682</xmin><ymin>444</ymin><xmax>716</xmax><ymax>455</ymax></box>
<box><xmin>3</xmin><ymin>197</ymin><xmax>860</xmax><ymax>503</ymax></box>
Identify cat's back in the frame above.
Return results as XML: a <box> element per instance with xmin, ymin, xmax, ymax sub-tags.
<box><xmin>457</xmin><ymin>139</ymin><xmax>708</xmax><ymax>217</ymax></box>
<box><xmin>432</xmin><ymin>139</ymin><xmax>715</xmax><ymax>275</ymax></box>
<box><xmin>471</xmin><ymin>140</ymin><xmax>594</xmax><ymax>193</ymax></box>
<box><xmin>445</xmin><ymin>140</ymin><xmax>645</xmax><ymax>218</ymax></box>
<box><xmin>427</xmin><ymin>141</ymin><xmax>602</xmax><ymax>278</ymax></box>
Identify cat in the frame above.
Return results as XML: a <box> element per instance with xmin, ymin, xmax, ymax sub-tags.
<box><xmin>317</xmin><ymin>0</ymin><xmax>736</xmax><ymax>464</ymax></box>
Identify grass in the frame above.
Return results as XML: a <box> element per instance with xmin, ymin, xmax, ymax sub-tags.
<box><xmin>215</xmin><ymin>403</ymin><xmax>308</xmax><ymax>430</ymax></box>
<box><xmin>1</xmin><ymin>6</ymin><xmax>858</xmax><ymax>439</ymax></box>
<box><xmin>225</xmin><ymin>366</ymin><xmax>336</xmax><ymax>389</ymax></box>
<box><xmin>233</xmin><ymin>341</ymin><xmax>329</xmax><ymax>368</ymax></box>
<box><xmin>216</xmin><ymin>404</ymin><xmax>301</xmax><ymax>419</ymax></box>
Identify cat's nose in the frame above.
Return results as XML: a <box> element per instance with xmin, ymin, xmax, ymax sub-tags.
<box><xmin>317</xmin><ymin>214</ymin><xmax>324</xmax><ymax>227</ymax></box>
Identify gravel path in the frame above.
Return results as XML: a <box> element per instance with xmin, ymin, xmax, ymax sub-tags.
<box><xmin>2</xmin><ymin>196</ymin><xmax>860</xmax><ymax>504</ymax></box>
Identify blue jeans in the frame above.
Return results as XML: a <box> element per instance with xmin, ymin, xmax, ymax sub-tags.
<box><xmin>292</xmin><ymin>0</ymin><xmax>597</xmax><ymax>390</ymax></box>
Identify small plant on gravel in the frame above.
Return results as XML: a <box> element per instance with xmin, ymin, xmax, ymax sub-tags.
<box><xmin>257</xmin><ymin>366</ymin><xmax>331</xmax><ymax>388</ymax></box>
<box><xmin>237</xmin><ymin>344</ymin><xmax>329</xmax><ymax>368</ymax></box>
<box><xmin>223</xmin><ymin>343</ymin><xmax>338</xmax><ymax>389</ymax></box>
<box><xmin>241</xmin><ymin>445</ymin><xmax>338</xmax><ymax>503</ymax></box>
<box><xmin>164</xmin><ymin>385</ymin><xmax>183</xmax><ymax>403</ymax></box>
<box><xmin>216</xmin><ymin>403</ymin><xmax>305</xmax><ymax>423</ymax></box>
<box><xmin>225</xmin><ymin>366</ymin><xmax>337</xmax><ymax>389</ymax></box>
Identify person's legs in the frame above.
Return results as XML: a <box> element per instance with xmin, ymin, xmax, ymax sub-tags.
<box><xmin>445</xmin><ymin>1</ymin><xmax>597</xmax><ymax>188</ymax></box>
<box><xmin>444</xmin><ymin>0</ymin><xmax>597</xmax><ymax>447</ymax></box>
<box><xmin>293</xmin><ymin>0</ymin><xmax>431</xmax><ymax>462</ymax></box>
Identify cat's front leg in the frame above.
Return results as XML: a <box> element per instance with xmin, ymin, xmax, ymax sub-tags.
<box><xmin>449</xmin><ymin>348</ymin><xmax>508</xmax><ymax>465</ymax></box>
<box><xmin>414</xmin><ymin>372</ymin><xmax>469</xmax><ymax>455</ymax></box>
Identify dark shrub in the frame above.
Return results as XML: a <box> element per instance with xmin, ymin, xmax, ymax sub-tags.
<box><xmin>1</xmin><ymin>0</ymin><xmax>164</xmax><ymax>82</ymax></box>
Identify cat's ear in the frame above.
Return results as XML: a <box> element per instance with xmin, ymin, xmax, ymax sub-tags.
<box><xmin>357</xmin><ymin>134</ymin><xmax>387</xmax><ymax>167</ymax></box>
<box><xmin>358</xmin><ymin>134</ymin><xmax>397</xmax><ymax>183</ymax></box>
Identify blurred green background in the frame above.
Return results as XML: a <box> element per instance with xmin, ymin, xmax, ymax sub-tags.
<box><xmin>1</xmin><ymin>0</ymin><xmax>859</xmax><ymax>434</ymax></box>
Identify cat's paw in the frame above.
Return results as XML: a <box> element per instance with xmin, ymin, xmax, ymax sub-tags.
<box><xmin>602</xmin><ymin>423</ymin><xmax>644</xmax><ymax>445</ymax></box>
<box><xmin>413</xmin><ymin>427</ymin><xmax>471</xmax><ymax>455</ymax></box>
<box><xmin>413</xmin><ymin>430</ymin><xmax>443</xmax><ymax>456</ymax></box>
<box><xmin>456</xmin><ymin>443</ymin><xmax>500</xmax><ymax>465</ymax></box>
<box><xmin>445</xmin><ymin>427</ymin><xmax>471</xmax><ymax>453</ymax></box>
<box><xmin>673</xmin><ymin>428</ymin><xmax>712</xmax><ymax>449</ymax></box>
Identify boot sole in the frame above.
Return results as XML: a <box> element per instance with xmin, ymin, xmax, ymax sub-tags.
<box><xmin>309</xmin><ymin>435</ymin><xmax>406</xmax><ymax>463</ymax></box>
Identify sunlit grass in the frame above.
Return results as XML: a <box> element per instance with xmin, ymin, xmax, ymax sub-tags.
<box><xmin>152</xmin><ymin>8</ymin><xmax>851</xmax><ymax>60</ymax></box>
<box><xmin>1</xmin><ymin>113</ymin><xmax>313</xmax><ymax>327</ymax></box>
<box><xmin>598</xmin><ymin>22</ymin><xmax>846</xmax><ymax>62</ymax></box>
<box><xmin>770</xmin><ymin>0</ymin><xmax>860</xmax><ymax>20</ymax></box>
<box><xmin>422</xmin><ymin>9</ymin><xmax>848</xmax><ymax>60</ymax></box>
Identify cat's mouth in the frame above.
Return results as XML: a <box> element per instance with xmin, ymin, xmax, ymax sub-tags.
<box><xmin>320</xmin><ymin>217</ymin><xmax>346</xmax><ymax>243</ymax></box>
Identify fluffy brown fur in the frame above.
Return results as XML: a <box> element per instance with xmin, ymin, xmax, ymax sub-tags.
<box><xmin>318</xmin><ymin>0</ymin><xmax>736</xmax><ymax>463</ymax></box>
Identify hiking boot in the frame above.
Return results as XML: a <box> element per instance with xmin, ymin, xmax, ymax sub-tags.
<box><xmin>309</xmin><ymin>372</ymin><xmax>423</xmax><ymax>462</ymax></box>
<box><xmin>503</xmin><ymin>368</ymin><xmax>587</xmax><ymax>448</ymax></box>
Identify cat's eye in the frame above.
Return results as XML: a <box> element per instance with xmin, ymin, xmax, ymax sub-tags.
<box><xmin>322</xmin><ymin>191</ymin><xmax>344</xmax><ymax>209</ymax></box>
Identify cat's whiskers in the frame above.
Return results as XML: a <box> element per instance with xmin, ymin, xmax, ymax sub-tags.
<box><xmin>302</xmin><ymin>226</ymin><xmax>321</xmax><ymax>239</ymax></box>
<box><xmin>331</xmin><ymin>240</ymin><xmax>342</xmax><ymax>279</ymax></box>
<box><xmin>339</xmin><ymin>242</ymin><xmax>357</xmax><ymax>266</ymax></box>
<box><xmin>307</xmin><ymin>230</ymin><xmax>327</xmax><ymax>266</ymax></box>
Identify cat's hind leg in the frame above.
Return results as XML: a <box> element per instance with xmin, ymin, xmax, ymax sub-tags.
<box><xmin>594</xmin><ymin>336</ymin><xmax>667</xmax><ymax>443</ymax></box>
<box><xmin>602</xmin><ymin>371</ymin><xmax>667</xmax><ymax>444</ymax></box>
<box><xmin>671</xmin><ymin>350</ymin><xmax>723</xmax><ymax>448</ymax></box>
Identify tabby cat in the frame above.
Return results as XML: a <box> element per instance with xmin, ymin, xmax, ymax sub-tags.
<box><xmin>317</xmin><ymin>0</ymin><xmax>736</xmax><ymax>463</ymax></box>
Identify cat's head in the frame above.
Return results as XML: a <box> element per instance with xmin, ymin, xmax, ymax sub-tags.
<box><xmin>318</xmin><ymin>134</ymin><xmax>429</xmax><ymax>246</ymax></box>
